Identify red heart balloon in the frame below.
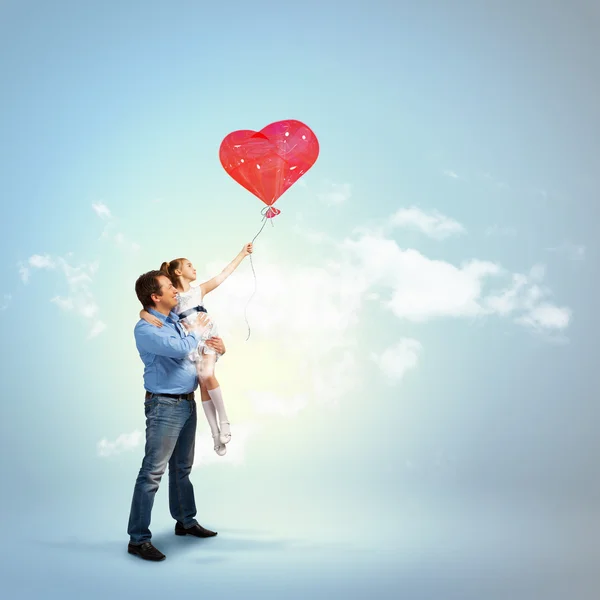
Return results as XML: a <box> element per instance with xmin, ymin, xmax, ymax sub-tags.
<box><xmin>219</xmin><ymin>120</ymin><xmax>319</xmax><ymax>211</ymax></box>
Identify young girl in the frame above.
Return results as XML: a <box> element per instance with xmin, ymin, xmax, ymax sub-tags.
<box><xmin>140</xmin><ymin>242</ymin><xmax>253</xmax><ymax>456</ymax></box>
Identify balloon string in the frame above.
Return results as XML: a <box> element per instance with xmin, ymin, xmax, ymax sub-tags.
<box><xmin>244</xmin><ymin>206</ymin><xmax>275</xmax><ymax>341</ymax></box>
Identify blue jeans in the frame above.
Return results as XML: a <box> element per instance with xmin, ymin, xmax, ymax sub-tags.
<box><xmin>127</xmin><ymin>394</ymin><xmax>199</xmax><ymax>545</ymax></box>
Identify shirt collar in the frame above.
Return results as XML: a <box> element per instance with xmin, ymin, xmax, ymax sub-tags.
<box><xmin>148</xmin><ymin>308</ymin><xmax>181</xmax><ymax>323</ymax></box>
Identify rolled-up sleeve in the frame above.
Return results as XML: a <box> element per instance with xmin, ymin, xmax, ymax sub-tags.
<box><xmin>136</xmin><ymin>324</ymin><xmax>200</xmax><ymax>358</ymax></box>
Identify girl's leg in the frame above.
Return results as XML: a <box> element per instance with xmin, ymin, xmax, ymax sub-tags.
<box><xmin>198</xmin><ymin>351</ymin><xmax>231</xmax><ymax>444</ymax></box>
<box><xmin>196</xmin><ymin>360</ymin><xmax>226</xmax><ymax>456</ymax></box>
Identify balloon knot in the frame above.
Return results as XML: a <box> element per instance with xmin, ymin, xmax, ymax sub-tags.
<box><xmin>262</xmin><ymin>206</ymin><xmax>281</xmax><ymax>219</ymax></box>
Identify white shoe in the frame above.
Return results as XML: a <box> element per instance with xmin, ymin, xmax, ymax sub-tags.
<box><xmin>212</xmin><ymin>434</ymin><xmax>226</xmax><ymax>456</ymax></box>
<box><xmin>219</xmin><ymin>421</ymin><xmax>231</xmax><ymax>445</ymax></box>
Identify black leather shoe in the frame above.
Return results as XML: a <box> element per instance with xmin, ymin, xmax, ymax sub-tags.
<box><xmin>175</xmin><ymin>522</ymin><xmax>217</xmax><ymax>538</ymax></box>
<box><xmin>127</xmin><ymin>541</ymin><xmax>166</xmax><ymax>561</ymax></box>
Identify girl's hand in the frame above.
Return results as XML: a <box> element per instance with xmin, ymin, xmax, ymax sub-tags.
<box><xmin>241</xmin><ymin>242</ymin><xmax>253</xmax><ymax>257</ymax></box>
<box><xmin>141</xmin><ymin>309</ymin><xmax>163</xmax><ymax>328</ymax></box>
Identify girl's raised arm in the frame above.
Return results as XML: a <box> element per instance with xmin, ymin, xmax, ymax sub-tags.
<box><xmin>200</xmin><ymin>243</ymin><xmax>252</xmax><ymax>296</ymax></box>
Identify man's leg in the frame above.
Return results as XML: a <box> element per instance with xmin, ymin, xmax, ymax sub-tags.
<box><xmin>127</xmin><ymin>397</ymin><xmax>188</xmax><ymax>545</ymax></box>
<box><xmin>168</xmin><ymin>397</ymin><xmax>198</xmax><ymax>528</ymax></box>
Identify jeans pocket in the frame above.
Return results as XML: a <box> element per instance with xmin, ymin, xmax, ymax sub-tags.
<box><xmin>155</xmin><ymin>395</ymin><xmax>180</xmax><ymax>407</ymax></box>
<box><xmin>144</xmin><ymin>398</ymin><xmax>158</xmax><ymax>416</ymax></box>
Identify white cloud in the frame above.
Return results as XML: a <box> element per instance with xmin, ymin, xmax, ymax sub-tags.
<box><xmin>19</xmin><ymin>254</ymin><xmax>57</xmax><ymax>283</ymax></box>
<box><xmin>317</xmin><ymin>182</ymin><xmax>351</xmax><ymax>206</ymax></box>
<box><xmin>340</xmin><ymin>233</ymin><xmax>499</xmax><ymax>321</ymax></box>
<box><xmin>201</xmin><ymin>221</ymin><xmax>569</xmax><ymax>421</ymax></box>
<box><xmin>201</xmin><ymin>243</ymin><xmax>366</xmax><ymax>415</ymax></box>
<box><xmin>483</xmin><ymin>264</ymin><xmax>570</xmax><ymax>330</ymax></box>
<box><xmin>371</xmin><ymin>338</ymin><xmax>422</xmax><ymax>383</ymax></box>
<box><xmin>248</xmin><ymin>391</ymin><xmax>309</xmax><ymax>417</ymax></box>
<box><xmin>443</xmin><ymin>169</ymin><xmax>460</xmax><ymax>179</ymax></box>
<box><xmin>0</xmin><ymin>294</ymin><xmax>11</xmax><ymax>310</ymax></box>
<box><xmin>97</xmin><ymin>430</ymin><xmax>143</xmax><ymax>457</ymax></box>
<box><xmin>193</xmin><ymin>421</ymin><xmax>261</xmax><ymax>467</ymax></box>
<box><xmin>19</xmin><ymin>253</ymin><xmax>106</xmax><ymax>338</ymax></box>
<box><xmin>546</xmin><ymin>242</ymin><xmax>585</xmax><ymax>261</ymax></box>
<box><xmin>88</xmin><ymin>320</ymin><xmax>107</xmax><ymax>338</ymax></box>
<box><xmin>208</xmin><ymin>253</ymin><xmax>365</xmax><ymax>357</ymax></box>
<box><xmin>391</xmin><ymin>207</ymin><xmax>466</xmax><ymax>240</ymax></box>
<box><xmin>195</xmin><ymin>223</ymin><xmax>569</xmax><ymax>436</ymax></box>
<box><xmin>51</xmin><ymin>296</ymin><xmax>75</xmax><ymax>311</ymax></box>
<box><xmin>311</xmin><ymin>349</ymin><xmax>359</xmax><ymax>408</ymax></box>
<box><xmin>19</xmin><ymin>264</ymin><xmax>30</xmax><ymax>283</ymax></box>
<box><xmin>200</xmin><ymin>236</ymin><xmax>565</xmax><ymax>439</ymax></box>
<box><xmin>484</xmin><ymin>273</ymin><xmax>528</xmax><ymax>315</ymax></box>
<box><xmin>113</xmin><ymin>232</ymin><xmax>141</xmax><ymax>252</ymax></box>
<box><xmin>93</xmin><ymin>202</ymin><xmax>140</xmax><ymax>252</ymax></box>
<box><xmin>338</xmin><ymin>230</ymin><xmax>569</xmax><ymax>332</ymax></box>
<box><xmin>29</xmin><ymin>254</ymin><xmax>56</xmax><ymax>269</ymax></box>
<box><xmin>92</xmin><ymin>202</ymin><xmax>112</xmax><ymax>220</ymax></box>
<box><xmin>516</xmin><ymin>303</ymin><xmax>571</xmax><ymax>331</ymax></box>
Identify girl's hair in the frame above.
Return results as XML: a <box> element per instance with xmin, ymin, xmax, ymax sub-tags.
<box><xmin>159</xmin><ymin>257</ymin><xmax>187</xmax><ymax>289</ymax></box>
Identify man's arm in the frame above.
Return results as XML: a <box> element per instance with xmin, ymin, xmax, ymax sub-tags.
<box><xmin>136</xmin><ymin>324</ymin><xmax>200</xmax><ymax>359</ymax></box>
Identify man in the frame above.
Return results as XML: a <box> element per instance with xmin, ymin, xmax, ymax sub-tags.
<box><xmin>127</xmin><ymin>270</ymin><xmax>226</xmax><ymax>562</ymax></box>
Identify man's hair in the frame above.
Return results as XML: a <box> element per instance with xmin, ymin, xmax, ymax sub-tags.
<box><xmin>135</xmin><ymin>270</ymin><xmax>166</xmax><ymax>309</ymax></box>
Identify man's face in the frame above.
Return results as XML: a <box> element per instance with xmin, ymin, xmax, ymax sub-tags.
<box><xmin>153</xmin><ymin>275</ymin><xmax>178</xmax><ymax>310</ymax></box>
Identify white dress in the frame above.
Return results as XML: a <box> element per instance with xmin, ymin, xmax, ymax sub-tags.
<box><xmin>175</xmin><ymin>285</ymin><xmax>220</xmax><ymax>362</ymax></box>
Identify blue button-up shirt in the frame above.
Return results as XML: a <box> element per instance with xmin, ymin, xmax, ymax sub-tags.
<box><xmin>134</xmin><ymin>308</ymin><xmax>201</xmax><ymax>394</ymax></box>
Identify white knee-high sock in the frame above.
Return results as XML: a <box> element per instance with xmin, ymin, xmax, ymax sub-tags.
<box><xmin>201</xmin><ymin>400</ymin><xmax>220</xmax><ymax>436</ymax></box>
<box><xmin>208</xmin><ymin>387</ymin><xmax>229</xmax><ymax>423</ymax></box>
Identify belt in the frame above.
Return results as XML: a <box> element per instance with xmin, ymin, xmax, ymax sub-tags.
<box><xmin>145</xmin><ymin>391</ymin><xmax>194</xmax><ymax>401</ymax></box>
<box><xmin>178</xmin><ymin>305</ymin><xmax>207</xmax><ymax>320</ymax></box>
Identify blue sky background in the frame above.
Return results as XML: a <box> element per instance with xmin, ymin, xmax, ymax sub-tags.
<box><xmin>1</xmin><ymin>0</ymin><xmax>599</xmax><ymax>598</ymax></box>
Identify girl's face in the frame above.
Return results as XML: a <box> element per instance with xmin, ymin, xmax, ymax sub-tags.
<box><xmin>179</xmin><ymin>259</ymin><xmax>197</xmax><ymax>282</ymax></box>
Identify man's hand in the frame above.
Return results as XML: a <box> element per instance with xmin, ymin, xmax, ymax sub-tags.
<box><xmin>181</xmin><ymin>313</ymin><xmax>212</xmax><ymax>337</ymax></box>
<box><xmin>205</xmin><ymin>336</ymin><xmax>226</xmax><ymax>355</ymax></box>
